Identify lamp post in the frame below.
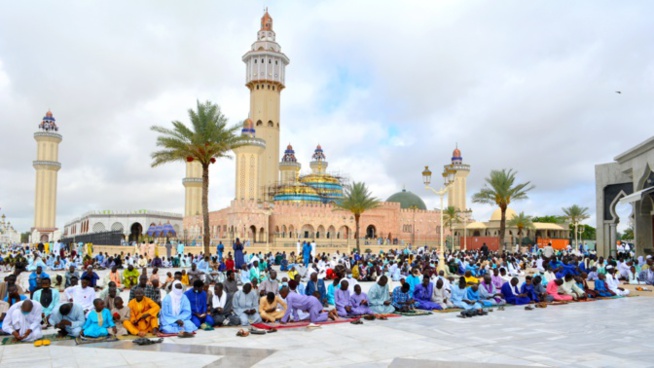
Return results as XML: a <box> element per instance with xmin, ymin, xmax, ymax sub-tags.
<box><xmin>422</xmin><ymin>165</ymin><xmax>456</xmax><ymax>272</ymax></box>
<box><xmin>458</xmin><ymin>208</ymin><xmax>473</xmax><ymax>251</ymax></box>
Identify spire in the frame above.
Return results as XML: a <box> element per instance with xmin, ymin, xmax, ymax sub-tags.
<box><xmin>39</xmin><ymin>109</ymin><xmax>59</xmax><ymax>132</ymax></box>
<box><xmin>261</xmin><ymin>8</ymin><xmax>273</xmax><ymax>31</ymax></box>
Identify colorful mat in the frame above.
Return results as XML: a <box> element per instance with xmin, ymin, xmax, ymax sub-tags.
<box><xmin>1</xmin><ymin>333</ymin><xmax>72</xmax><ymax>346</ymax></box>
<box><xmin>251</xmin><ymin>317</ymin><xmax>358</xmax><ymax>330</ymax></box>
<box><xmin>74</xmin><ymin>335</ymin><xmax>119</xmax><ymax>345</ymax></box>
<box><xmin>433</xmin><ymin>308</ymin><xmax>463</xmax><ymax>313</ymax></box>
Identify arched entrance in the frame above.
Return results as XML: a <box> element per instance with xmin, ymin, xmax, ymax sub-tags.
<box><xmin>366</xmin><ymin>225</ymin><xmax>376</xmax><ymax>239</ymax></box>
<box><xmin>129</xmin><ymin>223</ymin><xmax>143</xmax><ymax>243</ymax></box>
<box><xmin>249</xmin><ymin>225</ymin><xmax>257</xmax><ymax>242</ymax></box>
<box><xmin>40</xmin><ymin>234</ymin><xmax>49</xmax><ymax>242</ymax></box>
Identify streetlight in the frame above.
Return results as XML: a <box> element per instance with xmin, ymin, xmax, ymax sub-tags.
<box><xmin>458</xmin><ymin>208</ymin><xmax>473</xmax><ymax>251</ymax></box>
<box><xmin>422</xmin><ymin>165</ymin><xmax>456</xmax><ymax>272</ymax></box>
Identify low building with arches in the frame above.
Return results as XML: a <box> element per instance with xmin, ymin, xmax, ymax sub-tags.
<box><xmin>596</xmin><ymin>136</ymin><xmax>654</xmax><ymax>257</ymax></box>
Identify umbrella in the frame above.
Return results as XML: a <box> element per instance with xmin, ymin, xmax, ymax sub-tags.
<box><xmin>153</xmin><ymin>224</ymin><xmax>164</xmax><ymax>237</ymax></box>
<box><xmin>161</xmin><ymin>223</ymin><xmax>176</xmax><ymax>237</ymax></box>
<box><xmin>146</xmin><ymin>224</ymin><xmax>158</xmax><ymax>236</ymax></box>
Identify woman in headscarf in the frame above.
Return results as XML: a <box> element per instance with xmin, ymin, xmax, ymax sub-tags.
<box><xmin>159</xmin><ymin>280</ymin><xmax>197</xmax><ymax>335</ymax></box>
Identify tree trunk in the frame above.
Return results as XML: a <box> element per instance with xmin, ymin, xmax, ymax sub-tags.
<box><xmin>499</xmin><ymin>205</ymin><xmax>506</xmax><ymax>252</ymax></box>
<box><xmin>202</xmin><ymin>164</ymin><xmax>210</xmax><ymax>256</ymax></box>
<box><xmin>355</xmin><ymin>213</ymin><xmax>361</xmax><ymax>254</ymax></box>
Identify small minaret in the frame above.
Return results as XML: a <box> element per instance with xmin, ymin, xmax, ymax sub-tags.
<box><xmin>279</xmin><ymin>143</ymin><xmax>301</xmax><ymax>183</ymax></box>
<box><xmin>33</xmin><ymin>110</ymin><xmax>62</xmax><ymax>242</ymax></box>
<box><xmin>310</xmin><ymin>144</ymin><xmax>328</xmax><ymax>174</ymax></box>
<box><xmin>234</xmin><ymin>118</ymin><xmax>266</xmax><ymax>201</ymax></box>
<box><xmin>445</xmin><ymin>145</ymin><xmax>470</xmax><ymax>211</ymax></box>
<box><xmin>242</xmin><ymin>9</ymin><xmax>290</xmax><ymax>197</ymax></box>
<box><xmin>182</xmin><ymin>160</ymin><xmax>202</xmax><ymax>217</ymax></box>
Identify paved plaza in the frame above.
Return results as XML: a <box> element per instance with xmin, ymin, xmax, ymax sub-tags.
<box><xmin>1</xmin><ymin>293</ymin><xmax>651</xmax><ymax>368</ymax></box>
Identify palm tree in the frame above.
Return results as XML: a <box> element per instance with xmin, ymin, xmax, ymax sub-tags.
<box><xmin>442</xmin><ymin>206</ymin><xmax>461</xmax><ymax>249</ymax></box>
<box><xmin>507</xmin><ymin>211</ymin><xmax>534</xmax><ymax>246</ymax></box>
<box><xmin>335</xmin><ymin>182</ymin><xmax>380</xmax><ymax>254</ymax></box>
<box><xmin>472</xmin><ymin>169</ymin><xmax>534</xmax><ymax>250</ymax></box>
<box><xmin>562</xmin><ymin>204</ymin><xmax>590</xmax><ymax>248</ymax></box>
<box><xmin>150</xmin><ymin>100</ymin><xmax>245</xmax><ymax>255</ymax></box>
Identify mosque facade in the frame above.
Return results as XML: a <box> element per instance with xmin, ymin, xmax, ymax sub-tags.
<box><xmin>181</xmin><ymin>11</ymin><xmax>468</xmax><ymax>252</ymax></box>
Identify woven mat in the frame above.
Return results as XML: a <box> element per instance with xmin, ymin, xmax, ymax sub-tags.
<box><xmin>74</xmin><ymin>335</ymin><xmax>119</xmax><ymax>345</ymax></box>
<box><xmin>397</xmin><ymin>310</ymin><xmax>432</xmax><ymax>317</ymax></box>
<box><xmin>433</xmin><ymin>308</ymin><xmax>463</xmax><ymax>313</ymax></box>
<box><xmin>251</xmin><ymin>317</ymin><xmax>358</xmax><ymax>330</ymax></box>
<box><xmin>1</xmin><ymin>333</ymin><xmax>72</xmax><ymax>346</ymax></box>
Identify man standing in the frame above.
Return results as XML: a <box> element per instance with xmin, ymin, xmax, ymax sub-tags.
<box><xmin>2</xmin><ymin>300</ymin><xmax>43</xmax><ymax>342</ymax></box>
<box><xmin>217</xmin><ymin>241</ymin><xmax>224</xmax><ymax>262</ymax></box>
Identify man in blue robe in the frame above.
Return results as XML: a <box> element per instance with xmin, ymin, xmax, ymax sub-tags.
<box><xmin>414</xmin><ymin>276</ymin><xmax>442</xmax><ymax>310</ymax></box>
<box><xmin>501</xmin><ymin>277</ymin><xmax>532</xmax><ymax>305</ymax></box>
<box><xmin>184</xmin><ymin>280</ymin><xmax>214</xmax><ymax>328</ymax></box>
<box><xmin>160</xmin><ymin>281</ymin><xmax>198</xmax><ymax>334</ymax></box>
<box><xmin>28</xmin><ymin>266</ymin><xmax>49</xmax><ymax>294</ymax></box>
<box><xmin>302</xmin><ymin>242</ymin><xmax>312</xmax><ymax>267</ymax></box>
<box><xmin>520</xmin><ymin>276</ymin><xmax>539</xmax><ymax>302</ymax></box>
<box><xmin>304</xmin><ymin>272</ymin><xmax>327</xmax><ymax>305</ymax></box>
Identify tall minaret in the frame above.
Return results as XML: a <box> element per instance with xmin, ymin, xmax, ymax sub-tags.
<box><xmin>182</xmin><ymin>161</ymin><xmax>202</xmax><ymax>217</ymax></box>
<box><xmin>234</xmin><ymin>118</ymin><xmax>266</xmax><ymax>201</ymax></box>
<box><xmin>445</xmin><ymin>145</ymin><xmax>470</xmax><ymax>211</ymax></box>
<box><xmin>33</xmin><ymin>110</ymin><xmax>62</xmax><ymax>242</ymax></box>
<box><xmin>242</xmin><ymin>9</ymin><xmax>289</xmax><ymax>198</ymax></box>
<box><xmin>310</xmin><ymin>145</ymin><xmax>328</xmax><ymax>174</ymax></box>
<box><xmin>279</xmin><ymin>143</ymin><xmax>300</xmax><ymax>183</ymax></box>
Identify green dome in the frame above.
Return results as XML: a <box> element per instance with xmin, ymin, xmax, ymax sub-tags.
<box><xmin>386</xmin><ymin>189</ymin><xmax>427</xmax><ymax>210</ymax></box>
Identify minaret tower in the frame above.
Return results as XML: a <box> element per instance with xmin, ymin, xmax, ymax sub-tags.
<box><xmin>445</xmin><ymin>145</ymin><xmax>470</xmax><ymax>211</ymax></box>
<box><xmin>182</xmin><ymin>160</ymin><xmax>202</xmax><ymax>217</ymax></box>
<box><xmin>233</xmin><ymin>119</ymin><xmax>266</xmax><ymax>201</ymax></box>
<box><xmin>33</xmin><ymin>110</ymin><xmax>62</xmax><ymax>242</ymax></box>
<box><xmin>279</xmin><ymin>144</ymin><xmax>301</xmax><ymax>183</ymax></box>
<box><xmin>242</xmin><ymin>9</ymin><xmax>290</xmax><ymax>199</ymax></box>
<box><xmin>310</xmin><ymin>145</ymin><xmax>328</xmax><ymax>174</ymax></box>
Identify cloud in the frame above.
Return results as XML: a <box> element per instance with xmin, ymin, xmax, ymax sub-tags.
<box><xmin>1</xmin><ymin>1</ymin><xmax>652</xmax><ymax>234</ymax></box>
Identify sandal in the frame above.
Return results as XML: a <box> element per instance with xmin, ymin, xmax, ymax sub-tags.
<box><xmin>236</xmin><ymin>329</ymin><xmax>250</xmax><ymax>337</ymax></box>
<box><xmin>34</xmin><ymin>340</ymin><xmax>43</xmax><ymax>347</ymax></box>
<box><xmin>249</xmin><ymin>328</ymin><xmax>266</xmax><ymax>335</ymax></box>
<box><xmin>350</xmin><ymin>319</ymin><xmax>363</xmax><ymax>325</ymax></box>
<box><xmin>177</xmin><ymin>332</ymin><xmax>194</xmax><ymax>338</ymax></box>
<box><xmin>363</xmin><ymin>314</ymin><xmax>375</xmax><ymax>320</ymax></box>
<box><xmin>525</xmin><ymin>306</ymin><xmax>534</xmax><ymax>311</ymax></box>
<box><xmin>378</xmin><ymin>316</ymin><xmax>388</xmax><ymax>320</ymax></box>
<box><xmin>42</xmin><ymin>339</ymin><xmax>51</xmax><ymax>346</ymax></box>
<box><xmin>267</xmin><ymin>328</ymin><xmax>278</xmax><ymax>333</ymax></box>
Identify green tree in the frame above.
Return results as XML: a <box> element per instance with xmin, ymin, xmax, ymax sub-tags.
<box><xmin>150</xmin><ymin>100</ymin><xmax>245</xmax><ymax>255</ymax></box>
<box><xmin>442</xmin><ymin>206</ymin><xmax>461</xmax><ymax>248</ymax></box>
<box><xmin>20</xmin><ymin>232</ymin><xmax>30</xmax><ymax>243</ymax></box>
<box><xmin>532</xmin><ymin>215</ymin><xmax>564</xmax><ymax>223</ymax></box>
<box><xmin>562</xmin><ymin>204</ymin><xmax>590</xmax><ymax>248</ymax></box>
<box><xmin>507</xmin><ymin>211</ymin><xmax>534</xmax><ymax>246</ymax></box>
<box><xmin>472</xmin><ymin>169</ymin><xmax>534</xmax><ymax>250</ymax></box>
<box><xmin>621</xmin><ymin>227</ymin><xmax>634</xmax><ymax>240</ymax></box>
<box><xmin>335</xmin><ymin>182</ymin><xmax>380</xmax><ymax>254</ymax></box>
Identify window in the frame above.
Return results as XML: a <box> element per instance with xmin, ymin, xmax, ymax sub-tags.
<box><xmin>254</xmin><ymin>59</ymin><xmax>257</xmax><ymax>64</ymax></box>
<box><xmin>269</xmin><ymin>59</ymin><xmax>271</xmax><ymax>64</ymax></box>
<box><xmin>275</xmin><ymin>60</ymin><xmax>278</xmax><ymax>65</ymax></box>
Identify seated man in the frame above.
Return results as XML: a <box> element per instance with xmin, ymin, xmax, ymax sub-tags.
<box><xmin>28</xmin><ymin>266</ymin><xmax>49</xmax><ymax>295</ymax></box>
<box><xmin>70</xmin><ymin>276</ymin><xmax>96</xmax><ymax>313</ymax></box>
<box><xmin>259</xmin><ymin>291</ymin><xmax>287</xmax><ymax>322</ymax></box>
<box><xmin>82</xmin><ymin>298</ymin><xmax>116</xmax><ymax>337</ymax></box>
<box><xmin>638</xmin><ymin>260</ymin><xmax>654</xmax><ymax>285</ymax></box>
<box><xmin>105</xmin><ymin>265</ymin><xmax>123</xmax><ymax>289</ymax></box>
<box><xmin>450</xmin><ymin>277</ymin><xmax>482</xmax><ymax>310</ymax></box>
<box><xmin>594</xmin><ymin>273</ymin><xmax>616</xmax><ymax>297</ymax></box>
<box><xmin>129</xmin><ymin>275</ymin><xmax>161</xmax><ymax>305</ymax></box>
<box><xmin>463</xmin><ymin>270</ymin><xmax>478</xmax><ymax>286</ymax></box>
<box><xmin>465</xmin><ymin>283</ymin><xmax>490</xmax><ymax>309</ymax></box>
<box><xmin>605</xmin><ymin>267</ymin><xmax>630</xmax><ymax>296</ymax></box>
<box><xmin>349</xmin><ymin>284</ymin><xmax>373</xmax><ymax>315</ymax></box>
<box><xmin>479</xmin><ymin>275</ymin><xmax>506</xmax><ymax>306</ymax></box>
<box><xmin>431</xmin><ymin>278</ymin><xmax>454</xmax><ymax>309</ymax></box>
<box><xmin>124</xmin><ymin>288</ymin><xmax>160</xmax><ymax>337</ymax></box>
<box><xmin>33</xmin><ymin>277</ymin><xmax>60</xmax><ymax>321</ymax></box>
<box><xmin>185</xmin><ymin>280</ymin><xmax>214</xmax><ymax>328</ymax></box>
<box><xmin>81</xmin><ymin>266</ymin><xmax>100</xmax><ymax>289</ymax></box>
<box><xmin>259</xmin><ymin>270</ymin><xmax>280</xmax><ymax>296</ymax></box>
<box><xmin>520</xmin><ymin>276</ymin><xmax>539</xmax><ymax>303</ymax></box>
<box><xmin>210</xmin><ymin>283</ymin><xmax>240</xmax><ymax>326</ymax></box>
<box><xmin>501</xmin><ymin>277</ymin><xmax>532</xmax><ymax>305</ymax></box>
<box><xmin>1</xmin><ymin>300</ymin><xmax>43</xmax><ymax>342</ymax></box>
<box><xmin>49</xmin><ymin>302</ymin><xmax>85</xmax><ymax>337</ymax></box>
<box><xmin>232</xmin><ymin>283</ymin><xmax>261</xmax><ymax>326</ymax></box>
<box><xmin>546</xmin><ymin>279</ymin><xmax>573</xmax><ymax>301</ymax></box>
<box><xmin>368</xmin><ymin>275</ymin><xmax>395</xmax><ymax>314</ymax></box>
<box><xmin>335</xmin><ymin>280</ymin><xmax>355</xmax><ymax>317</ymax></box>
<box><xmin>392</xmin><ymin>283</ymin><xmax>416</xmax><ymax>312</ymax></box>
<box><xmin>561</xmin><ymin>274</ymin><xmax>586</xmax><ymax>300</ymax></box>
<box><xmin>110</xmin><ymin>297</ymin><xmax>130</xmax><ymax>335</ymax></box>
<box><xmin>413</xmin><ymin>276</ymin><xmax>442</xmax><ymax>310</ymax></box>
<box><xmin>160</xmin><ymin>281</ymin><xmax>198</xmax><ymax>334</ymax></box>
<box><xmin>122</xmin><ymin>265</ymin><xmax>139</xmax><ymax>289</ymax></box>
<box><xmin>280</xmin><ymin>285</ymin><xmax>337</xmax><ymax>324</ymax></box>
<box><xmin>304</xmin><ymin>272</ymin><xmax>327</xmax><ymax>305</ymax></box>
<box><xmin>532</xmin><ymin>275</ymin><xmax>553</xmax><ymax>302</ymax></box>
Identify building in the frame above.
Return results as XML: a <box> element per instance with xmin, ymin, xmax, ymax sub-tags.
<box><xmin>182</xmin><ymin>11</ymin><xmax>451</xmax><ymax>252</ymax></box>
<box><xmin>0</xmin><ymin>214</ymin><xmax>21</xmax><ymax>245</ymax></box>
<box><xmin>32</xmin><ymin>110</ymin><xmax>62</xmax><ymax>243</ymax></box>
<box><xmin>595</xmin><ymin>136</ymin><xmax>654</xmax><ymax>257</ymax></box>
<box><xmin>62</xmin><ymin>210</ymin><xmax>183</xmax><ymax>244</ymax></box>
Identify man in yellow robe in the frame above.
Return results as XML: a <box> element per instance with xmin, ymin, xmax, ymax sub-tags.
<box><xmin>123</xmin><ymin>265</ymin><xmax>140</xmax><ymax>289</ymax></box>
<box><xmin>124</xmin><ymin>288</ymin><xmax>160</xmax><ymax>337</ymax></box>
<box><xmin>259</xmin><ymin>292</ymin><xmax>287</xmax><ymax>322</ymax></box>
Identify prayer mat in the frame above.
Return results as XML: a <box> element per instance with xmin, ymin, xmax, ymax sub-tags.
<box><xmin>251</xmin><ymin>317</ymin><xmax>359</xmax><ymax>330</ymax></box>
<box><xmin>1</xmin><ymin>333</ymin><xmax>72</xmax><ymax>346</ymax></box>
<box><xmin>396</xmin><ymin>310</ymin><xmax>432</xmax><ymax>317</ymax></box>
<box><xmin>433</xmin><ymin>308</ymin><xmax>463</xmax><ymax>313</ymax></box>
<box><xmin>156</xmin><ymin>331</ymin><xmax>197</xmax><ymax>338</ymax></box>
<box><xmin>74</xmin><ymin>335</ymin><xmax>119</xmax><ymax>345</ymax></box>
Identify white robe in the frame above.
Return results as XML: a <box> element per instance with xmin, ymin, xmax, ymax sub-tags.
<box><xmin>1</xmin><ymin>300</ymin><xmax>44</xmax><ymax>342</ymax></box>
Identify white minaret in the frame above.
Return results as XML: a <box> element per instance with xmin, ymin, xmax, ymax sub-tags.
<box><xmin>242</xmin><ymin>9</ymin><xmax>290</xmax><ymax>199</ymax></box>
<box><xmin>33</xmin><ymin>110</ymin><xmax>62</xmax><ymax>242</ymax></box>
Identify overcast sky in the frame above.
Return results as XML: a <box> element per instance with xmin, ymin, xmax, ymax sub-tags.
<box><xmin>1</xmin><ymin>1</ymin><xmax>652</xmax><ymax>233</ymax></box>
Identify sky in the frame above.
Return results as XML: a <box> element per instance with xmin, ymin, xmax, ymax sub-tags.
<box><xmin>1</xmin><ymin>0</ymin><xmax>653</xmax><ymax>234</ymax></box>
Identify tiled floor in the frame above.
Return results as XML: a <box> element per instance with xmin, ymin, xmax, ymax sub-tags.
<box><xmin>1</xmin><ymin>296</ymin><xmax>652</xmax><ymax>367</ymax></box>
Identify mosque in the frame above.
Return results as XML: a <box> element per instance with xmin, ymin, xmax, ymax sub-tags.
<box><xmin>181</xmin><ymin>10</ymin><xmax>467</xmax><ymax>252</ymax></box>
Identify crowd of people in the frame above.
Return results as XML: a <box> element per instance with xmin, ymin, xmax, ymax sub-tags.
<box><xmin>0</xmin><ymin>239</ymin><xmax>651</xmax><ymax>345</ymax></box>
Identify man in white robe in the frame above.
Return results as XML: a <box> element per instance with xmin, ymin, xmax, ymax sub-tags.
<box><xmin>1</xmin><ymin>300</ymin><xmax>44</xmax><ymax>342</ymax></box>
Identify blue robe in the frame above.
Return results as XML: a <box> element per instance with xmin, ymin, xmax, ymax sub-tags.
<box><xmin>520</xmin><ymin>283</ymin><xmax>539</xmax><ymax>302</ymax></box>
<box><xmin>184</xmin><ymin>289</ymin><xmax>214</xmax><ymax>327</ymax></box>
<box><xmin>233</xmin><ymin>242</ymin><xmax>245</xmax><ymax>269</ymax></box>
<box><xmin>501</xmin><ymin>283</ymin><xmax>531</xmax><ymax>305</ymax></box>
<box><xmin>305</xmin><ymin>280</ymin><xmax>327</xmax><ymax>304</ymax></box>
<box><xmin>82</xmin><ymin>308</ymin><xmax>115</xmax><ymax>337</ymax></box>
<box><xmin>414</xmin><ymin>283</ymin><xmax>442</xmax><ymax>310</ymax></box>
<box><xmin>302</xmin><ymin>243</ymin><xmax>312</xmax><ymax>266</ymax></box>
<box><xmin>28</xmin><ymin>271</ymin><xmax>49</xmax><ymax>292</ymax></box>
<box><xmin>594</xmin><ymin>280</ymin><xmax>614</xmax><ymax>297</ymax></box>
<box><xmin>405</xmin><ymin>275</ymin><xmax>421</xmax><ymax>294</ymax></box>
<box><xmin>160</xmin><ymin>294</ymin><xmax>198</xmax><ymax>333</ymax></box>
